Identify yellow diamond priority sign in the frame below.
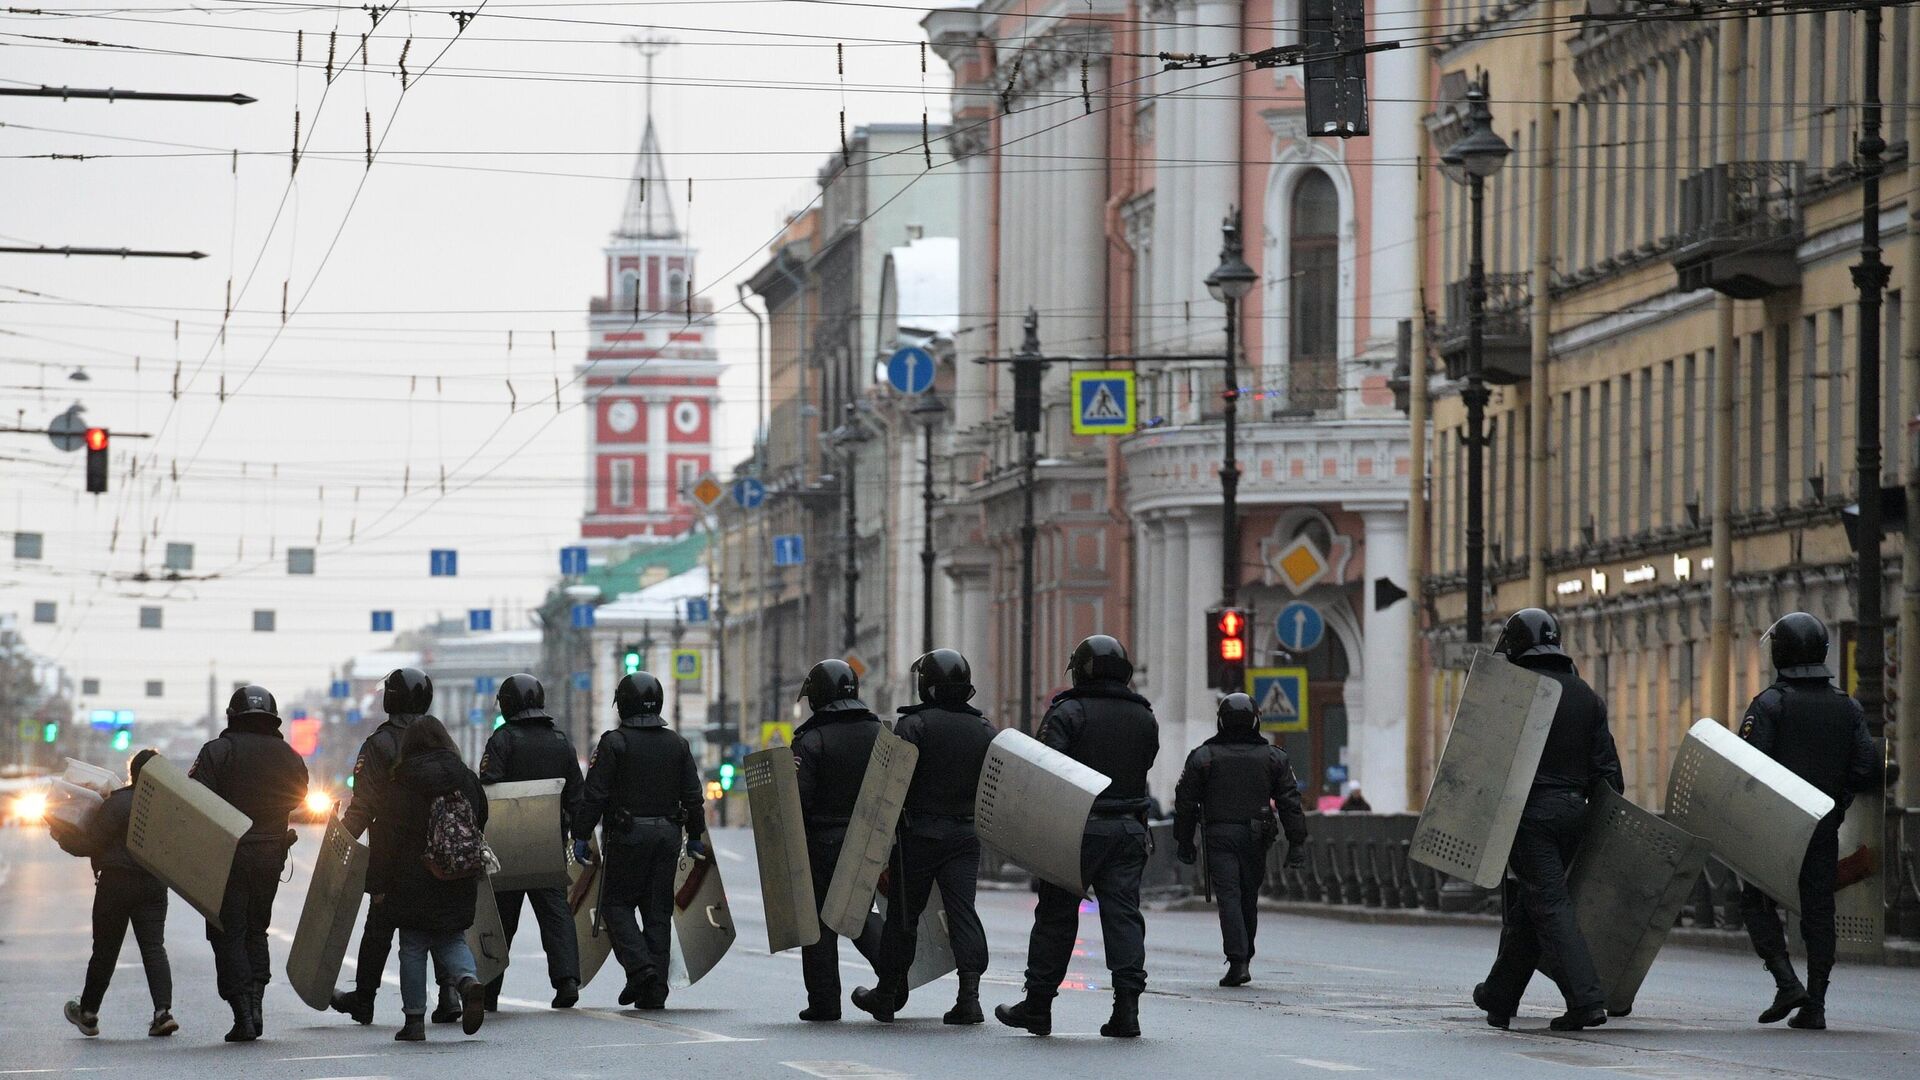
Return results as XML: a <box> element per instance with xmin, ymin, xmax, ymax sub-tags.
<box><xmin>690</xmin><ymin>473</ymin><xmax>725</xmax><ymax>509</ymax></box>
<box><xmin>1274</xmin><ymin>535</ymin><xmax>1329</xmax><ymax>595</ymax></box>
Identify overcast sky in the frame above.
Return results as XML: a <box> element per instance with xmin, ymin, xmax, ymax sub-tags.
<box><xmin>0</xmin><ymin>0</ymin><xmax>952</xmax><ymax>724</ymax></box>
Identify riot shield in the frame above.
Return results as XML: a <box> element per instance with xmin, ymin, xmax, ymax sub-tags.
<box><xmin>905</xmin><ymin>885</ymin><xmax>958</xmax><ymax>990</ymax></box>
<box><xmin>1666</xmin><ymin>718</ymin><xmax>1834</xmax><ymax>909</ymax></box>
<box><xmin>975</xmin><ymin>729</ymin><xmax>1111</xmax><ymax>895</ymax></box>
<box><xmin>568</xmin><ymin>855</ymin><xmax>613</xmax><ymax>989</ymax></box>
<box><xmin>1410</xmin><ymin>652</ymin><xmax>1562</xmax><ymax>889</ymax></box>
<box><xmin>1560</xmin><ymin>786</ymin><xmax>1710</xmax><ymax>1014</ymax></box>
<box><xmin>484</xmin><ymin>778</ymin><xmax>570</xmax><ymax>892</ymax></box>
<box><xmin>745</xmin><ymin>746</ymin><xmax>820</xmax><ymax>952</ymax></box>
<box><xmin>285</xmin><ymin>813</ymin><xmax>370</xmax><ymax>1010</ymax></box>
<box><xmin>820</xmin><ymin>728</ymin><xmax>920</xmax><ymax>939</ymax></box>
<box><xmin>126</xmin><ymin>755</ymin><xmax>252</xmax><ymax>927</ymax></box>
<box><xmin>466</xmin><ymin>872</ymin><xmax>511</xmax><ymax>987</ymax></box>
<box><xmin>669</xmin><ymin>847</ymin><xmax>737</xmax><ymax>988</ymax></box>
<box><xmin>1833</xmin><ymin>780</ymin><xmax>1887</xmax><ymax>962</ymax></box>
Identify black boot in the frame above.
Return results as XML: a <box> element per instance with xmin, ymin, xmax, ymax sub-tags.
<box><xmin>330</xmin><ymin>987</ymin><xmax>375</xmax><ymax>1025</ymax></box>
<box><xmin>1549</xmin><ymin>1003</ymin><xmax>1607</xmax><ymax>1031</ymax></box>
<box><xmin>619</xmin><ymin>973</ymin><xmax>642</xmax><ymax>1007</ymax></box>
<box><xmin>1758</xmin><ymin>955</ymin><xmax>1809</xmax><ymax>1024</ymax></box>
<box><xmin>430</xmin><ymin>985</ymin><xmax>462</xmax><ymax>1024</ymax></box>
<box><xmin>851</xmin><ymin>985</ymin><xmax>897</xmax><ymax>1023</ymax></box>
<box><xmin>552</xmin><ymin>977</ymin><xmax>580</xmax><ymax>1009</ymax></box>
<box><xmin>483</xmin><ymin>979</ymin><xmax>500</xmax><ymax>1013</ymax></box>
<box><xmin>943</xmin><ymin>973</ymin><xmax>984</xmax><ymax>1025</ymax></box>
<box><xmin>1100</xmin><ymin>990</ymin><xmax>1142</xmax><ymax>1038</ymax></box>
<box><xmin>223</xmin><ymin>998</ymin><xmax>257</xmax><ymax>1043</ymax></box>
<box><xmin>635</xmin><ymin>980</ymin><xmax>668</xmax><ymax>1011</ymax></box>
<box><xmin>797</xmin><ymin>1001</ymin><xmax>841</xmax><ymax>1022</ymax></box>
<box><xmin>994</xmin><ymin>994</ymin><xmax>1052</xmax><ymax>1036</ymax></box>
<box><xmin>1788</xmin><ymin>968</ymin><xmax>1829</xmax><ymax>1030</ymax></box>
<box><xmin>1472</xmin><ymin>982</ymin><xmax>1511</xmax><ymax>1029</ymax></box>
<box><xmin>458</xmin><ymin>976</ymin><xmax>487</xmax><ymax>1035</ymax></box>
<box><xmin>248</xmin><ymin>988</ymin><xmax>265</xmax><ymax>1039</ymax></box>
<box><xmin>1220</xmin><ymin>959</ymin><xmax>1251</xmax><ymax>987</ymax></box>
<box><xmin>394</xmin><ymin>1012</ymin><xmax>426</xmax><ymax>1042</ymax></box>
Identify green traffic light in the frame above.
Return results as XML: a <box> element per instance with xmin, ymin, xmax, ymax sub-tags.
<box><xmin>623</xmin><ymin>650</ymin><xmax>641</xmax><ymax>675</ymax></box>
<box><xmin>42</xmin><ymin>722</ymin><xmax>58</xmax><ymax>744</ymax></box>
<box><xmin>111</xmin><ymin>729</ymin><xmax>131</xmax><ymax>752</ymax></box>
<box><xmin>718</xmin><ymin>761</ymin><xmax>736</xmax><ymax>791</ymax></box>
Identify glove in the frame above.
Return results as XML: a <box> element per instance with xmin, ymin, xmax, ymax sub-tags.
<box><xmin>685</xmin><ymin>833</ymin><xmax>711</xmax><ymax>861</ymax></box>
<box><xmin>1177</xmin><ymin>843</ymin><xmax>1197</xmax><ymax>866</ymax></box>
<box><xmin>573</xmin><ymin>838</ymin><xmax>594</xmax><ymax>865</ymax></box>
<box><xmin>1284</xmin><ymin>845</ymin><xmax>1308</xmax><ymax>871</ymax></box>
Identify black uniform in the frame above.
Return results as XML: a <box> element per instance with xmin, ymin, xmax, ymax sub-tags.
<box><xmin>1174</xmin><ymin>729</ymin><xmax>1308</xmax><ymax>964</ymax></box>
<box><xmin>575</xmin><ymin>715</ymin><xmax>704</xmax><ymax>1004</ymax></box>
<box><xmin>1737</xmin><ymin>676</ymin><xmax>1882</xmax><ymax>983</ymax></box>
<box><xmin>479</xmin><ymin>715</ymin><xmax>585</xmax><ymax>996</ymax></box>
<box><xmin>792</xmin><ymin>699</ymin><xmax>887</xmax><ymax>1011</ymax></box>
<box><xmin>339</xmin><ymin>713</ymin><xmax>449</xmax><ymax>1003</ymax></box>
<box><xmin>77</xmin><ymin>784</ymin><xmax>173</xmax><ymax>1018</ymax></box>
<box><xmin>190</xmin><ymin>714</ymin><xmax>308</xmax><ymax>1010</ymax></box>
<box><xmin>874</xmin><ymin>700</ymin><xmax>996</xmax><ymax>999</ymax></box>
<box><xmin>1477</xmin><ymin>652</ymin><xmax>1623</xmax><ymax>1020</ymax></box>
<box><xmin>1023</xmin><ymin>679</ymin><xmax>1160</xmax><ymax>1001</ymax></box>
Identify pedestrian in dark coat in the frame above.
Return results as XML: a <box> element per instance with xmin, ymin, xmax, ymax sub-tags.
<box><xmin>371</xmin><ymin>716</ymin><xmax>487</xmax><ymax>1041</ymax></box>
<box><xmin>62</xmin><ymin>749</ymin><xmax>177</xmax><ymax>1039</ymax></box>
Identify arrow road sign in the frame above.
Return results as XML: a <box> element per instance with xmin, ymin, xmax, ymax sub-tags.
<box><xmin>731</xmin><ymin>477</ymin><xmax>767</xmax><ymax>510</ymax></box>
<box><xmin>1275</xmin><ymin>601</ymin><xmax>1326</xmax><ymax>652</ymax></box>
<box><xmin>772</xmin><ymin>534</ymin><xmax>805</xmax><ymax>567</ymax></box>
<box><xmin>560</xmin><ymin>545</ymin><xmax>589</xmax><ymax>575</ymax></box>
<box><xmin>48</xmin><ymin>404</ymin><xmax>87</xmax><ymax>452</ymax></box>
<box><xmin>570</xmin><ymin>603</ymin><xmax>595</xmax><ymax>629</ymax></box>
<box><xmin>886</xmin><ymin>346</ymin><xmax>936</xmax><ymax>395</ymax></box>
<box><xmin>429</xmin><ymin>549</ymin><xmax>458</xmax><ymax>576</ymax></box>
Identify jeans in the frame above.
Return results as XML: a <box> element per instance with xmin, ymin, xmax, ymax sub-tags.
<box><xmin>82</xmin><ymin>869</ymin><xmax>171</xmax><ymax>1013</ymax></box>
<box><xmin>1480</xmin><ymin>789</ymin><xmax>1603</xmax><ymax>1013</ymax></box>
<box><xmin>1204</xmin><ymin>823</ymin><xmax>1267</xmax><ymax>962</ymax></box>
<box><xmin>354</xmin><ymin>895</ymin><xmax>448</xmax><ymax>995</ymax></box>
<box><xmin>1024</xmin><ymin>817</ymin><xmax>1150</xmax><ymax>997</ymax></box>
<box><xmin>398</xmin><ymin>929</ymin><xmax>476</xmax><ymax>1015</ymax></box>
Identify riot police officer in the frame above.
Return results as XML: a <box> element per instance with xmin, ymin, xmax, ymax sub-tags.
<box><xmin>852</xmin><ymin>649</ymin><xmax>995</xmax><ymax>1025</ymax></box>
<box><xmin>574</xmin><ymin>672</ymin><xmax>707</xmax><ymax>1010</ymax></box>
<box><xmin>479</xmin><ymin>673</ymin><xmax>584</xmax><ymax>1010</ymax></box>
<box><xmin>331</xmin><ymin>668</ymin><xmax>458</xmax><ymax>1026</ymax></box>
<box><xmin>1472</xmin><ymin>608</ymin><xmax>1623</xmax><ymax>1032</ymax></box>
<box><xmin>189</xmin><ymin>684</ymin><xmax>308</xmax><ymax>1042</ymax></box>
<box><xmin>791</xmin><ymin>658</ymin><xmax>886</xmax><ymax>1022</ymax></box>
<box><xmin>1174</xmin><ymin>692</ymin><xmax>1308</xmax><ymax>988</ymax></box>
<box><xmin>996</xmin><ymin>635</ymin><xmax>1159</xmax><ymax>1039</ymax></box>
<box><xmin>1739</xmin><ymin>612</ymin><xmax>1887</xmax><ymax>1031</ymax></box>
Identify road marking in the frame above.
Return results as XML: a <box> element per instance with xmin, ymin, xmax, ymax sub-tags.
<box><xmin>0</xmin><ymin>1070</ymin><xmax>120</xmax><ymax>1076</ymax></box>
<box><xmin>781</xmin><ymin>1063</ymin><xmax>908</xmax><ymax>1079</ymax></box>
<box><xmin>278</xmin><ymin>1054</ymin><xmax>385</xmax><ymax>1062</ymax></box>
<box><xmin>1292</xmin><ymin>1061</ymin><xmax>1370</xmax><ymax>1073</ymax></box>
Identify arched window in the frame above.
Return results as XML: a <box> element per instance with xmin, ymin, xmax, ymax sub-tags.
<box><xmin>1289</xmin><ymin>170</ymin><xmax>1340</xmax><ymax>412</ymax></box>
<box><xmin>619</xmin><ymin>270</ymin><xmax>640</xmax><ymax>303</ymax></box>
<box><xmin>668</xmin><ymin>271</ymin><xmax>686</xmax><ymax>303</ymax></box>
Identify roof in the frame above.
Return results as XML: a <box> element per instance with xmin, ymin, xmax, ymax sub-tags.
<box><xmin>595</xmin><ymin>565</ymin><xmax>711</xmax><ymax>624</ymax></box>
<box><xmin>614</xmin><ymin>118</ymin><xmax>678</xmax><ymax>242</ymax></box>
<box><xmin>883</xmin><ymin>236</ymin><xmax>960</xmax><ymax>340</ymax></box>
<box><xmin>582</xmin><ymin>531</ymin><xmax>708</xmax><ymax>597</ymax></box>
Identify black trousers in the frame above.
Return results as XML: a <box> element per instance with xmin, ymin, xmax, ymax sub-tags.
<box><xmin>353</xmin><ymin>892</ymin><xmax>447</xmax><ymax>996</ymax></box>
<box><xmin>1204</xmin><ymin>823</ymin><xmax>1267</xmax><ymax>962</ymax></box>
<box><xmin>1742</xmin><ymin>814</ymin><xmax>1842</xmax><ymax>973</ymax></box>
<box><xmin>1024</xmin><ymin>817</ymin><xmax>1149</xmax><ymax>998</ymax></box>
<box><xmin>601</xmin><ymin>818</ymin><xmax>681</xmax><ymax>995</ymax></box>
<box><xmin>801</xmin><ymin>823</ymin><xmax>883</xmax><ymax>1009</ymax></box>
<box><xmin>488</xmin><ymin>886</ymin><xmax>581</xmax><ymax>993</ymax></box>
<box><xmin>1481</xmin><ymin>790</ymin><xmax>1604</xmax><ymax>1014</ymax></box>
<box><xmin>207</xmin><ymin>845</ymin><xmax>285</xmax><ymax>1002</ymax></box>
<box><xmin>877</xmin><ymin>819</ymin><xmax>989</xmax><ymax>995</ymax></box>
<box><xmin>82</xmin><ymin>868</ymin><xmax>171</xmax><ymax>1014</ymax></box>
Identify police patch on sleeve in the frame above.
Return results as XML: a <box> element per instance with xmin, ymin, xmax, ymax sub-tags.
<box><xmin>1739</xmin><ymin>716</ymin><xmax>1756</xmax><ymax>739</ymax></box>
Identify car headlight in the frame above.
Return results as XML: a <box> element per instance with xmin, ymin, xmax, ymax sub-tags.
<box><xmin>14</xmin><ymin>791</ymin><xmax>49</xmax><ymax>825</ymax></box>
<box><xmin>303</xmin><ymin>789</ymin><xmax>333</xmax><ymax>818</ymax></box>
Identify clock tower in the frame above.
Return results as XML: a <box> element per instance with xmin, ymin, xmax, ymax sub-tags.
<box><xmin>579</xmin><ymin>110</ymin><xmax>719</xmax><ymax>541</ymax></box>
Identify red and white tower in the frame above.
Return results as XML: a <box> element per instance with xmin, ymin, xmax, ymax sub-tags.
<box><xmin>579</xmin><ymin>113</ymin><xmax>718</xmax><ymax>541</ymax></box>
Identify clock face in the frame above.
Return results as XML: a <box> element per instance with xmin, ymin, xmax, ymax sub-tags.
<box><xmin>672</xmin><ymin>400</ymin><xmax>702</xmax><ymax>435</ymax></box>
<box><xmin>606</xmin><ymin>399</ymin><xmax>639</xmax><ymax>434</ymax></box>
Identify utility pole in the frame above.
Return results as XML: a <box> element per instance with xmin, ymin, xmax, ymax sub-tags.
<box><xmin>913</xmin><ymin>397</ymin><xmax>946</xmax><ymax>653</ymax></box>
<box><xmin>833</xmin><ymin>402</ymin><xmax>865</xmax><ymax>654</ymax></box>
<box><xmin>1853</xmin><ymin>2</ymin><xmax>1890</xmax><ymax>732</ymax></box>
<box><xmin>1015</xmin><ymin>312</ymin><xmax>1044</xmax><ymax>735</ymax></box>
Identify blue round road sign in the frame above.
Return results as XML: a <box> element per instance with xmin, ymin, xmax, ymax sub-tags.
<box><xmin>1275</xmin><ymin>601</ymin><xmax>1325</xmax><ymax>652</ymax></box>
<box><xmin>731</xmin><ymin>477</ymin><xmax>767</xmax><ymax>509</ymax></box>
<box><xmin>886</xmin><ymin>346</ymin><xmax>936</xmax><ymax>395</ymax></box>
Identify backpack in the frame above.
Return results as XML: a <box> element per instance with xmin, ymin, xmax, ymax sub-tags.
<box><xmin>422</xmin><ymin>791</ymin><xmax>488</xmax><ymax>881</ymax></box>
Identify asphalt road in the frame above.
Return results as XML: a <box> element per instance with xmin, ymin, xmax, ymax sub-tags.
<box><xmin>3</xmin><ymin>824</ymin><xmax>1917</xmax><ymax>1079</ymax></box>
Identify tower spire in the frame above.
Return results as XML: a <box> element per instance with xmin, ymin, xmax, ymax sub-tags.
<box><xmin>616</xmin><ymin>35</ymin><xmax>677</xmax><ymax>242</ymax></box>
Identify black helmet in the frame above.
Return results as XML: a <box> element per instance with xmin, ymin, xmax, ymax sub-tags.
<box><xmin>1217</xmin><ymin>692</ymin><xmax>1258</xmax><ymax>732</ymax></box>
<box><xmin>1765</xmin><ymin>612</ymin><xmax>1831</xmax><ymax>679</ymax></box>
<box><xmin>496</xmin><ymin>673</ymin><xmax>549</xmax><ymax>723</ymax></box>
<box><xmin>615</xmin><ymin>672</ymin><xmax>665</xmax><ymax>719</ymax></box>
<box><xmin>1494</xmin><ymin>608</ymin><xmax>1565</xmax><ymax>661</ymax></box>
<box><xmin>1067</xmin><ymin>635</ymin><xmax>1133</xmax><ymax>685</ymax></box>
<box><xmin>912</xmin><ymin>649</ymin><xmax>974</xmax><ymax>704</ymax></box>
<box><xmin>798</xmin><ymin>659</ymin><xmax>859</xmax><ymax>711</ymax></box>
<box><xmin>226</xmin><ymin>684</ymin><xmax>279</xmax><ymax>722</ymax></box>
<box><xmin>383</xmin><ymin>667</ymin><xmax>433</xmax><ymax>715</ymax></box>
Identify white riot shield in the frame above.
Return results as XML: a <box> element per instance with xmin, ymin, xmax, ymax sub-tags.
<box><xmin>1833</xmin><ymin>784</ymin><xmax>1887</xmax><ymax>961</ymax></box>
<box><xmin>1666</xmin><ymin>719</ymin><xmax>1834</xmax><ymax>909</ymax></box>
<box><xmin>668</xmin><ymin>848</ymin><xmax>737</xmax><ymax>988</ymax></box>
<box><xmin>1411</xmin><ymin>652</ymin><xmax>1563</xmax><ymax>889</ymax></box>
<box><xmin>126</xmin><ymin>755</ymin><xmax>251</xmax><ymax>927</ymax></box>
<box><xmin>906</xmin><ymin>886</ymin><xmax>957</xmax><ymax>990</ymax></box>
<box><xmin>484</xmin><ymin>778</ymin><xmax>570</xmax><ymax>892</ymax></box>
<box><xmin>568</xmin><ymin>856</ymin><xmax>613</xmax><ymax>989</ymax></box>
<box><xmin>1561</xmin><ymin>786</ymin><xmax>1711</xmax><ymax>1015</ymax></box>
<box><xmin>466</xmin><ymin>872</ymin><xmax>511</xmax><ymax>986</ymax></box>
<box><xmin>286</xmin><ymin>813</ymin><xmax>370</xmax><ymax>1010</ymax></box>
<box><xmin>975</xmin><ymin>729</ymin><xmax>1111</xmax><ymax>895</ymax></box>
<box><xmin>820</xmin><ymin>728</ymin><xmax>919</xmax><ymax>940</ymax></box>
<box><xmin>745</xmin><ymin>746</ymin><xmax>820</xmax><ymax>952</ymax></box>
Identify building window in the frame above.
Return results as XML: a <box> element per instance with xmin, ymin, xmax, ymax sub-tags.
<box><xmin>140</xmin><ymin>606</ymin><xmax>163</xmax><ymax>630</ymax></box>
<box><xmin>677</xmin><ymin>459</ymin><xmax>700</xmax><ymax>503</ymax></box>
<box><xmin>1774</xmin><ymin>326</ymin><xmax>1793</xmax><ymax>507</ymax></box>
<box><xmin>1826</xmin><ymin>308</ymin><xmax>1845</xmax><ymax>492</ymax></box>
<box><xmin>82</xmin><ymin>677</ymin><xmax>100</xmax><ymax>696</ymax></box>
<box><xmin>1639</xmin><ymin>369</ymin><xmax>1653</xmax><ymax>532</ymax></box>
<box><xmin>1683</xmin><ymin>353</ymin><xmax>1697</xmax><ymax>514</ymax></box>
<box><xmin>253</xmin><ymin>610</ymin><xmax>276</xmax><ymax>632</ymax></box>
<box><xmin>1288</xmin><ymin>170</ymin><xmax>1339</xmax><ymax>412</ymax></box>
<box><xmin>1888</xmin><ymin>291</ymin><xmax>1904</xmax><ymax>484</ymax></box>
<box><xmin>165</xmin><ymin>542</ymin><xmax>194</xmax><ymax>571</ymax></box>
<box><xmin>146</xmin><ymin>680</ymin><xmax>163</xmax><ymax>698</ymax></box>
<box><xmin>33</xmin><ymin>601</ymin><xmax>55</xmax><ymax>624</ymax></box>
<box><xmin>1802</xmin><ymin>316</ymin><xmax>1819</xmax><ymax>495</ymax></box>
<box><xmin>610</xmin><ymin>459</ymin><xmax>635</xmax><ymax>508</ymax></box>
<box><xmin>1748</xmin><ymin>331</ymin><xmax>1766</xmax><ymax>511</ymax></box>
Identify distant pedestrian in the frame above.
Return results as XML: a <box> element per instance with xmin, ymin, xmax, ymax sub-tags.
<box><xmin>373</xmin><ymin>715</ymin><xmax>489</xmax><ymax>1041</ymax></box>
<box><xmin>61</xmin><ymin>749</ymin><xmax>177</xmax><ymax>1039</ymax></box>
<box><xmin>1340</xmin><ymin>786</ymin><xmax>1372</xmax><ymax>813</ymax></box>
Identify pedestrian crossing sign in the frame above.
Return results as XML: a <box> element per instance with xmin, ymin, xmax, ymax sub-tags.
<box><xmin>1071</xmin><ymin>370</ymin><xmax>1137</xmax><ymax>435</ymax></box>
<box><xmin>1247</xmin><ymin>667</ymin><xmax>1309</xmax><ymax>734</ymax></box>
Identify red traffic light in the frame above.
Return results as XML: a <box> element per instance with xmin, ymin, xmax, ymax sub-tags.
<box><xmin>1220</xmin><ymin>637</ymin><xmax>1246</xmax><ymax>661</ymax></box>
<box><xmin>84</xmin><ymin>427</ymin><xmax>109</xmax><ymax>451</ymax></box>
<box><xmin>1217</xmin><ymin>609</ymin><xmax>1244</xmax><ymax>637</ymax></box>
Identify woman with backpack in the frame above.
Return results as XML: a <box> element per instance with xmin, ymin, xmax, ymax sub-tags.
<box><xmin>370</xmin><ymin>715</ymin><xmax>489</xmax><ymax>1041</ymax></box>
<box><xmin>60</xmin><ymin>749</ymin><xmax>177</xmax><ymax>1039</ymax></box>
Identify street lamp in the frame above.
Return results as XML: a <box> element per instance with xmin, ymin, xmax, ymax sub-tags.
<box><xmin>1206</xmin><ymin>208</ymin><xmax>1259</xmax><ymax>614</ymax></box>
<box><xmin>910</xmin><ymin>393</ymin><xmax>947</xmax><ymax>654</ymax></box>
<box><xmin>825</xmin><ymin>402</ymin><xmax>871</xmax><ymax>653</ymax></box>
<box><xmin>1440</xmin><ymin>73</ymin><xmax>1510</xmax><ymax>649</ymax></box>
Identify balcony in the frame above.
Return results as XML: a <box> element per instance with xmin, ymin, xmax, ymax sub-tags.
<box><xmin>1435</xmin><ymin>273</ymin><xmax>1532</xmax><ymax>384</ymax></box>
<box><xmin>1122</xmin><ymin>417</ymin><xmax>1411</xmax><ymax>515</ymax></box>
<box><xmin>1670</xmin><ymin>162</ymin><xmax>1802</xmax><ymax>299</ymax></box>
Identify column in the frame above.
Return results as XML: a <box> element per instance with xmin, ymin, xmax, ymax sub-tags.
<box><xmin>1190</xmin><ymin>0</ymin><xmax>1242</xmax><ymax>355</ymax></box>
<box><xmin>1354</xmin><ymin>505</ymin><xmax>1412</xmax><ymax>813</ymax></box>
<box><xmin>1369</xmin><ymin>0</ymin><xmax>1423</xmax><ymax>344</ymax></box>
<box><xmin>647</xmin><ymin>398</ymin><xmax>670</xmax><ymax>513</ymax></box>
<box><xmin>1151</xmin><ymin>512</ymin><xmax>1192</xmax><ymax>800</ymax></box>
<box><xmin>1137</xmin><ymin>516</ymin><xmax>1165</xmax><ymax>701</ymax></box>
<box><xmin>953</xmin><ymin>567</ymin><xmax>992</xmax><ymax>711</ymax></box>
<box><xmin>1180</xmin><ymin>511</ymin><xmax>1224</xmax><ymax>791</ymax></box>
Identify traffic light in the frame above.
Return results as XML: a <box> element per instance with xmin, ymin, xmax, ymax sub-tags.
<box><xmin>84</xmin><ymin>427</ymin><xmax>109</xmax><ymax>493</ymax></box>
<box><xmin>1206</xmin><ymin>606</ymin><xmax>1250</xmax><ymax>692</ymax></box>
<box><xmin>42</xmin><ymin>721</ymin><xmax>58</xmax><ymax>744</ymax></box>
<box><xmin>111</xmin><ymin>726</ymin><xmax>131</xmax><ymax>753</ymax></box>
<box><xmin>621</xmin><ymin>644</ymin><xmax>642</xmax><ymax>676</ymax></box>
<box><xmin>718</xmin><ymin>760</ymin><xmax>737</xmax><ymax>792</ymax></box>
